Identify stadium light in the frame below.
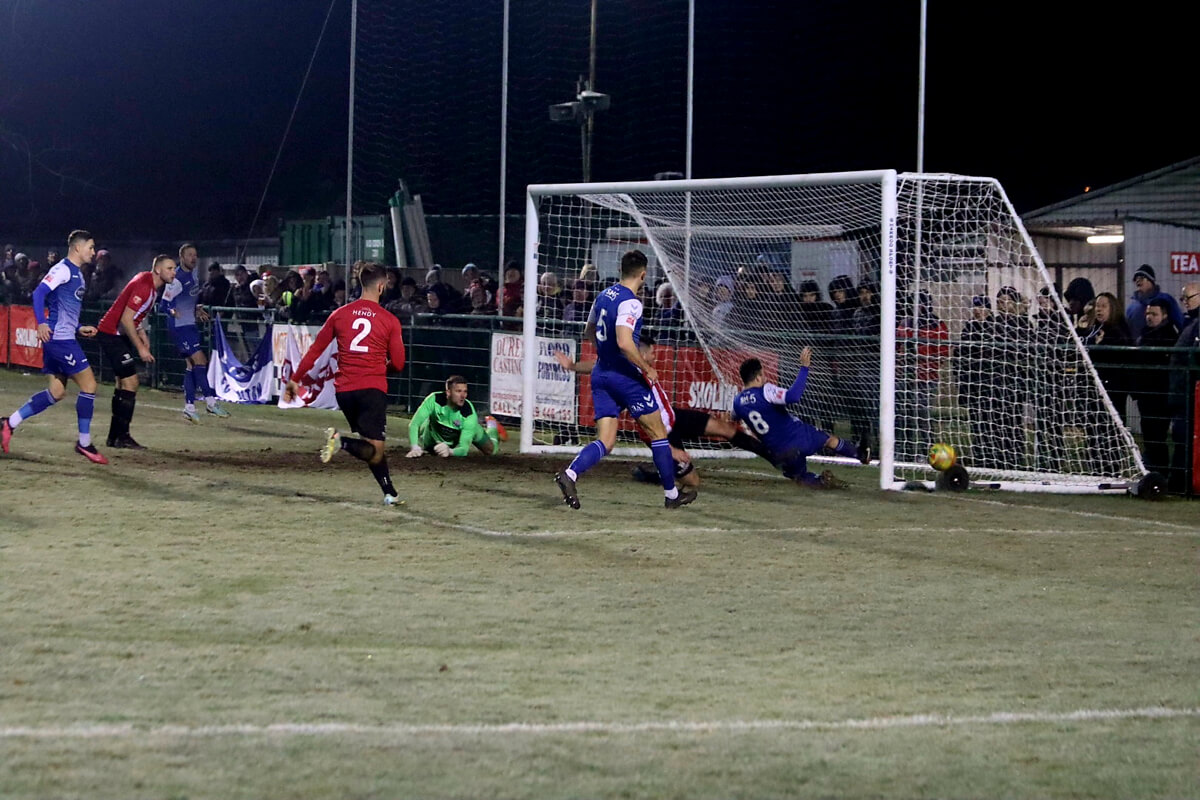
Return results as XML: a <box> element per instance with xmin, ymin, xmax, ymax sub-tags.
<box><xmin>1086</xmin><ymin>234</ymin><xmax>1125</xmax><ymax>244</ymax></box>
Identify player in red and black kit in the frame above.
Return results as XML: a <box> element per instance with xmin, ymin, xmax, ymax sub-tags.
<box><xmin>284</xmin><ymin>262</ymin><xmax>407</xmax><ymax>505</ymax></box>
<box><xmin>96</xmin><ymin>254</ymin><xmax>178</xmax><ymax>449</ymax></box>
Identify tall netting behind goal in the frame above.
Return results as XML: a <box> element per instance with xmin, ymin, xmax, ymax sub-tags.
<box><xmin>521</xmin><ymin>171</ymin><xmax>1148</xmax><ymax>494</ymax></box>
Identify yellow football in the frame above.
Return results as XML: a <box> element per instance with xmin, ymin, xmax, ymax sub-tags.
<box><xmin>928</xmin><ymin>443</ymin><xmax>957</xmax><ymax>471</ymax></box>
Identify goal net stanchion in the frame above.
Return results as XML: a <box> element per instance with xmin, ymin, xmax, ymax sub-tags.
<box><xmin>520</xmin><ymin>171</ymin><xmax>1150</xmax><ymax>494</ymax></box>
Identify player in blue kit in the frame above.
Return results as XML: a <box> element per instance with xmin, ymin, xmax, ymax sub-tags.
<box><xmin>160</xmin><ymin>242</ymin><xmax>229</xmax><ymax>422</ymax></box>
<box><xmin>1</xmin><ymin>230</ymin><xmax>108</xmax><ymax>463</ymax></box>
<box><xmin>732</xmin><ymin>347</ymin><xmax>870</xmax><ymax>489</ymax></box>
<box><xmin>554</xmin><ymin>249</ymin><xmax>698</xmax><ymax>510</ymax></box>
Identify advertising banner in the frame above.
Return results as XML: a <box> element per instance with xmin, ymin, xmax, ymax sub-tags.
<box><xmin>489</xmin><ymin>332</ymin><xmax>576</xmax><ymax>421</ymax></box>
<box><xmin>0</xmin><ymin>305</ymin><xmax>8</xmax><ymax>364</ymax></box>
<box><xmin>577</xmin><ymin>343</ymin><xmax>775</xmax><ymax>428</ymax></box>
<box><xmin>7</xmin><ymin>306</ymin><xmax>43</xmax><ymax>369</ymax></box>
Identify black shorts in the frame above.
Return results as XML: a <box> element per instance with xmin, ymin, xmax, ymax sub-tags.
<box><xmin>667</xmin><ymin>407</ymin><xmax>711</xmax><ymax>448</ymax></box>
<box><xmin>98</xmin><ymin>331</ymin><xmax>139</xmax><ymax>379</ymax></box>
<box><xmin>336</xmin><ymin>388</ymin><xmax>389</xmax><ymax>441</ymax></box>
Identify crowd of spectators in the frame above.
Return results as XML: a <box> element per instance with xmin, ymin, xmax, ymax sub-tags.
<box><xmin>3</xmin><ymin>240</ymin><xmax>1197</xmax><ymax>489</ymax></box>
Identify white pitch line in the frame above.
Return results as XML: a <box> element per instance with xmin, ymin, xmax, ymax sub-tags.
<box><xmin>946</xmin><ymin>494</ymin><xmax>1199</xmax><ymax>532</ymax></box>
<box><xmin>3</xmin><ymin>706</ymin><xmax>1195</xmax><ymax>740</ymax></box>
<box><xmin>362</xmin><ymin>511</ymin><xmax>1195</xmax><ymax>539</ymax></box>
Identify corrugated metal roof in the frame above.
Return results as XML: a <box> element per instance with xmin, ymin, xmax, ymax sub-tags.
<box><xmin>1023</xmin><ymin>155</ymin><xmax>1200</xmax><ymax>229</ymax></box>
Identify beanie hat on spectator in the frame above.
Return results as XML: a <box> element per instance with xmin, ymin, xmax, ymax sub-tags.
<box><xmin>461</xmin><ymin>263</ymin><xmax>477</xmax><ymax>276</ymax></box>
<box><xmin>828</xmin><ymin>274</ymin><xmax>855</xmax><ymax>296</ymax></box>
<box><xmin>972</xmin><ymin>295</ymin><xmax>991</xmax><ymax>309</ymax></box>
<box><xmin>715</xmin><ymin>275</ymin><xmax>735</xmax><ymax>293</ymax></box>
<box><xmin>997</xmin><ymin>285</ymin><xmax>1023</xmax><ymax>304</ymax></box>
<box><xmin>1132</xmin><ymin>264</ymin><xmax>1155</xmax><ymax>283</ymax></box>
<box><xmin>400</xmin><ymin>276</ymin><xmax>416</xmax><ymax>287</ymax></box>
<box><xmin>799</xmin><ymin>279</ymin><xmax>820</xmax><ymax>296</ymax></box>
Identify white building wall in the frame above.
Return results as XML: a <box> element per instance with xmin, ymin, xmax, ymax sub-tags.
<box><xmin>1125</xmin><ymin>220</ymin><xmax>1200</xmax><ymax>300</ymax></box>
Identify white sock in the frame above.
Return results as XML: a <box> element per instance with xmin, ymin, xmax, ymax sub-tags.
<box><xmin>79</xmin><ymin>432</ymin><xmax>91</xmax><ymax>447</ymax></box>
<box><xmin>565</xmin><ymin>468</ymin><xmax>578</xmax><ymax>481</ymax></box>
<box><xmin>205</xmin><ymin>397</ymin><xmax>217</xmax><ymax>409</ymax></box>
<box><xmin>185</xmin><ymin>403</ymin><xmax>196</xmax><ymax>413</ymax></box>
<box><xmin>665</xmin><ymin>487</ymin><xmax>679</xmax><ymax>500</ymax></box>
<box><xmin>8</xmin><ymin>410</ymin><xmax>23</xmax><ymax>428</ymax></box>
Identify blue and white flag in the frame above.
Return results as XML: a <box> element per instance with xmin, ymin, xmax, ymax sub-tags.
<box><xmin>207</xmin><ymin>315</ymin><xmax>275</xmax><ymax>404</ymax></box>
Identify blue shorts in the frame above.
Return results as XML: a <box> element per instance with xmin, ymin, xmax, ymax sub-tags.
<box><xmin>169</xmin><ymin>324</ymin><xmax>202</xmax><ymax>357</ymax></box>
<box><xmin>42</xmin><ymin>339</ymin><xmax>90</xmax><ymax>376</ymax></box>
<box><xmin>591</xmin><ymin>369</ymin><xmax>658</xmax><ymax>421</ymax></box>
<box><xmin>775</xmin><ymin>424</ymin><xmax>831</xmax><ymax>479</ymax></box>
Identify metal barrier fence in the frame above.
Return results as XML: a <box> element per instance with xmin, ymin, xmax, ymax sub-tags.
<box><xmin>3</xmin><ymin>301</ymin><xmax>1198</xmax><ymax>495</ymax></box>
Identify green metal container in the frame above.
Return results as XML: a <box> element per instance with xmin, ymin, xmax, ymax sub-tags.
<box><xmin>279</xmin><ymin>219</ymin><xmax>332</xmax><ymax>266</ymax></box>
<box><xmin>279</xmin><ymin>216</ymin><xmax>392</xmax><ymax>266</ymax></box>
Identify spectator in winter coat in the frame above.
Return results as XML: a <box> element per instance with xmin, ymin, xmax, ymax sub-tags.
<box><xmin>1125</xmin><ymin>264</ymin><xmax>1183</xmax><ymax>339</ymax></box>
<box><xmin>1167</xmin><ymin>282</ymin><xmax>1200</xmax><ymax>492</ymax></box>
<box><xmin>1134</xmin><ymin>299</ymin><xmax>1180</xmax><ymax>474</ymax></box>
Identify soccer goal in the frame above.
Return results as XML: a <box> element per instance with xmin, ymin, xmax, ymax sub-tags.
<box><xmin>518</xmin><ymin>171</ymin><xmax>1150</xmax><ymax>494</ymax></box>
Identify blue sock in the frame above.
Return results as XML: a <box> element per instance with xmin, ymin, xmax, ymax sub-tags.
<box><xmin>194</xmin><ymin>365</ymin><xmax>214</xmax><ymax>400</ymax></box>
<box><xmin>14</xmin><ymin>390</ymin><xmax>57</xmax><ymax>427</ymax></box>
<box><xmin>650</xmin><ymin>439</ymin><xmax>677</xmax><ymax>493</ymax></box>
<box><xmin>567</xmin><ymin>440</ymin><xmax>608</xmax><ymax>478</ymax></box>
<box><xmin>832</xmin><ymin>437</ymin><xmax>860</xmax><ymax>459</ymax></box>
<box><xmin>183</xmin><ymin>369</ymin><xmax>196</xmax><ymax>405</ymax></box>
<box><xmin>76</xmin><ymin>392</ymin><xmax>94</xmax><ymax>445</ymax></box>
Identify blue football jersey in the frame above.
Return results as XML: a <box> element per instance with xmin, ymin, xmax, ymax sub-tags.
<box><xmin>733</xmin><ymin>381</ymin><xmax>820</xmax><ymax>458</ymax></box>
<box><xmin>162</xmin><ymin>266</ymin><xmax>200</xmax><ymax>327</ymax></box>
<box><xmin>588</xmin><ymin>283</ymin><xmax>645</xmax><ymax>380</ymax></box>
<box><xmin>40</xmin><ymin>259</ymin><xmax>87</xmax><ymax>341</ymax></box>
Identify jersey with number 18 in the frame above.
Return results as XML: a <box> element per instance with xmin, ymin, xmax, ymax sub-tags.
<box><xmin>295</xmin><ymin>299</ymin><xmax>406</xmax><ymax>393</ymax></box>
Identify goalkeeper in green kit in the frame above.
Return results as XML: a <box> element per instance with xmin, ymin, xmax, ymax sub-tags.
<box><xmin>406</xmin><ymin>375</ymin><xmax>506</xmax><ymax>459</ymax></box>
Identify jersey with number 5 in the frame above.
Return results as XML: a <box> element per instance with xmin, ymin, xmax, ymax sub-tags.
<box><xmin>588</xmin><ymin>283</ymin><xmax>644</xmax><ymax>381</ymax></box>
<box><xmin>295</xmin><ymin>299</ymin><xmax>406</xmax><ymax>393</ymax></box>
<box><xmin>732</xmin><ymin>384</ymin><xmax>809</xmax><ymax>457</ymax></box>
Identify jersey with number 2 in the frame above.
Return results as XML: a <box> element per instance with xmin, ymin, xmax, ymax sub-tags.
<box><xmin>298</xmin><ymin>299</ymin><xmax>406</xmax><ymax>393</ymax></box>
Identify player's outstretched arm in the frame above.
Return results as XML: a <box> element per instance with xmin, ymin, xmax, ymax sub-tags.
<box><xmin>554</xmin><ymin>351</ymin><xmax>595</xmax><ymax>374</ymax></box>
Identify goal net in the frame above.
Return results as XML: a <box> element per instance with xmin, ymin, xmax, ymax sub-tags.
<box><xmin>519</xmin><ymin>171</ymin><xmax>1147</xmax><ymax>493</ymax></box>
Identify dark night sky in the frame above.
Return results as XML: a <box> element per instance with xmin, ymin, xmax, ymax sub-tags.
<box><xmin>0</xmin><ymin>1</ymin><xmax>1192</xmax><ymax>243</ymax></box>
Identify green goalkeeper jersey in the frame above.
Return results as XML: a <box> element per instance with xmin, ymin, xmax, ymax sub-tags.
<box><xmin>409</xmin><ymin>392</ymin><xmax>482</xmax><ymax>457</ymax></box>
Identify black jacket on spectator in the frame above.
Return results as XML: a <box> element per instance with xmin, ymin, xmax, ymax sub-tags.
<box><xmin>200</xmin><ymin>274</ymin><xmax>233</xmax><ymax>306</ymax></box>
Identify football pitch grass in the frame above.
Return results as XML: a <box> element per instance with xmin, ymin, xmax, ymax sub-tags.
<box><xmin>1</xmin><ymin>371</ymin><xmax>1196</xmax><ymax>799</ymax></box>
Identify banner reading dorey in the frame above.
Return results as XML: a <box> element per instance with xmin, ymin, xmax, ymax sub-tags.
<box><xmin>489</xmin><ymin>333</ymin><xmax>576</xmax><ymax>421</ymax></box>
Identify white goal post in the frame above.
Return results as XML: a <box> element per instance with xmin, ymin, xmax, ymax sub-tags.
<box><xmin>519</xmin><ymin>170</ymin><xmax>1148</xmax><ymax>494</ymax></box>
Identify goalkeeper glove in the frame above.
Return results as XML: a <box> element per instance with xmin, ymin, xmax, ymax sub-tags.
<box><xmin>434</xmin><ymin>442</ymin><xmax>453</xmax><ymax>458</ymax></box>
<box><xmin>406</xmin><ymin>445</ymin><xmax>424</xmax><ymax>458</ymax></box>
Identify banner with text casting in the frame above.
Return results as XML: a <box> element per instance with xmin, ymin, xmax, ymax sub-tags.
<box><xmin>7</xmin><ymin>305</ymin><xmax>43</xmax><ymax>369</ymax></box>
<box><xmin>489</xmin><ymin>332</ymin><xmax>576</xmax><ymax>421</ymax></box>
<box><xmin>277</xmin><ymin>324</ymin><xmax>339</xmax><ymax>410</ymax></box>
<box><xmin>207</xmin><ymin>315</ymin><xmax>275</xmax><ymax>403</ymax></box>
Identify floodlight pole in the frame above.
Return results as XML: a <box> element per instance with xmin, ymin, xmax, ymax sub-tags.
<box><xmin>917</xmin><ymin>0</ymin><xmax>926</xmax><ymax>173</ymax></box>
<box><xmin>583</xmin><ymin>0</ymin><xmax>598</xmax><ymax>182</ymax></box>
<box><xmin>346</xmin><ymin>0</ymin><xmax>358</xmax><ymax>279</ymax></box>
<box><xmin>497</xmin><ymin>0</ymin><xmax>510</xmax><ymax>302</ymax></box>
